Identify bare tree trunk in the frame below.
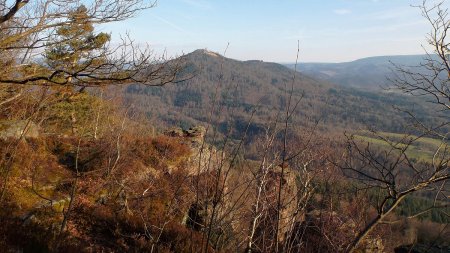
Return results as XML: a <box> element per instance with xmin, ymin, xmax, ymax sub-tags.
<box><xmin>246</xmin><ymin>158</ymin><xmax>270</xmax><ymax>253</ymax></box>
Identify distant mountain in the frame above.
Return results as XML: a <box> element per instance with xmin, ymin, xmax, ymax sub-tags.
<box><xmin>286</xmin><ymin>55</ymin><xmax>433</xmax><ymax>90</ymax></box>
<box><xmin>124</xmin><ymin>50</ymin><xmax>446</xmax><ymax>141</ymax></box>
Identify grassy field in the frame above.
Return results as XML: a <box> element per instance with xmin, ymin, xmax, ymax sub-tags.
<box><xmin>354</xmin><ymin>131</ymin><xmax>448</xmax><ymax>163</ymax></box>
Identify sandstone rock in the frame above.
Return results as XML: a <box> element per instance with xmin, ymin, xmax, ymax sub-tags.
<box><xmin>185</xmin><ymin>126</ymin><xmax>206</xmax><ymax>139</ymax></box>
<box><xmin>163</xmin><ymin>125</ymin><xmax>212</xmax><ymax>175</ymax></box>
<box><xmin>163</xmin><ymin>125</ymin><xmax>206</xmax><ymax>140</ymax></box>
<box><xmin>0</xmin><ymin>120</ymin><xmax>40</xmax><ymax>140</ymax></box>
<box><xmin>164</xmin><ymin>127</ymin><xmax>185</xmax><ymax>137</ymax></box>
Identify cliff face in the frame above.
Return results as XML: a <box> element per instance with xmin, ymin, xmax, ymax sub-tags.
<box><xmin>164</xmin><ymin>125</ymin><xmax>218</xmax><ymax>176</ymax></box>
<box><xmin>177</xmin><ymin>129</ymin><xmax>386</xmax><ymax>253</ymax></box>
<box><xmin>162</xmin><ymin>126</ymin><xmax>310</xmax><ymax>251</ymax></box>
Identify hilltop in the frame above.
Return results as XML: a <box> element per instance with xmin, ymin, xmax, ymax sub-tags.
<box><xmin>125</xmin><ymin>50</ymin><xmax>446</xmax><ymax>138</ymax></box>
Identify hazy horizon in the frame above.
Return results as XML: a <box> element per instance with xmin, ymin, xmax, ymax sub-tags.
<box><xmin>102</xmin><ymin>0</ymin><xmax>448</xmax><ymax>63</ymax></box>
<box><xmin>189</xmin><ymin>48</ymin><xmax>429</xmax><ymax>64</ymax></box>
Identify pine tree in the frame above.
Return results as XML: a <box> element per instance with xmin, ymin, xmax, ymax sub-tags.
<box><xmin>45</xmin><ymin>5</ymin><xmax>110</xmax><ymax>87</ymax></box>
<box><xmin>44</xmin><ymin>5</ymin><xmax>108</xmax><ymax>134</ymax></box>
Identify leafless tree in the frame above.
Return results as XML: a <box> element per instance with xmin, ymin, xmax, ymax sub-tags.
<box><xmin>391</xmin><ymin>0</ymin><xmax>449</xmax><ymax>112</ymax></box>
<box><xmin>0</xmin><ymin>0</ymin><xmax>187</xmax><ymax>204</ymax></box>
<box><xmin>0</xmin><ymin>0</ymin><xmax>185</xmax><ymax>94</ymax></box>
<box><xmin>342</xmin><ymin>1</ymin><xmax>450</xmax><ymax>252</ymax></box>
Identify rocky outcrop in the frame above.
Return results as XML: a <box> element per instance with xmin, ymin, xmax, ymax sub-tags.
<box><xmin>0</xmin><ymin>120</ymin><xmax>40</xmax><ymax>140</ymax></box>
<box><xmin>164</xmin><ymin>126</ymin><xmax>217</xmax><ymax>176</ymax></box>
<box><xmin>164</xmin><ymin>127</ymin><xmax>185</xmax><ymax>137</ymax></box>
<box><xmin>266</xmin><ymin>166</ymin><xmax>301</xmax><ymax>241</ymax></box>
<box><xmin>164</xmin><ymin>126</ymin><xmax>206</xmax><ymax>143</ymax></box>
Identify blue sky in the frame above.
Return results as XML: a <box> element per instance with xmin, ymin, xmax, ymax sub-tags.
<box><xmin>102</xmin><ymin>0</ymin><xmax>448</xmax><ymax>63</ymax></box>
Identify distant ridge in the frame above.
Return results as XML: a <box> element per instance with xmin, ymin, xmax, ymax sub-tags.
<box><xmin>285</xmin><ymin>54</ymin><xmax>434</xmax><ymax>89</ymax></box>
<box><xmin>300</xmin><ymin>54</ymin><xmax>429</xmax><ymax>65</ymax></box>
<box><xmin>123</xmin><ymin>49</ymin><xmax>445</xmax><ymax>137</ymax></box>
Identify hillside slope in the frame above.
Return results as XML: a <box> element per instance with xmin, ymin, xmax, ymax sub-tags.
<box><xmin>125</xmin><ymin>50</ymin><xmax>446</xmax><ymax>136</ymax></box>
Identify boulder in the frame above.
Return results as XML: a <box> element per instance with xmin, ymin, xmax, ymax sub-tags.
<box><xmin>0</xmin><ymin>120</ymin><xmax>39</xmax><ymax>140</ymax></box>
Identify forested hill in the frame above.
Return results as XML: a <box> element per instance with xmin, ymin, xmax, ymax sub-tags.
<box><xmin>286</xmin><ymin>55</ymin><xmax>433</xmax><ymax>90</ymax></box>
<box><xmin>125</xmin><ymin>50</ymin><xmax>445</xmax><ymax>135</ymax></box>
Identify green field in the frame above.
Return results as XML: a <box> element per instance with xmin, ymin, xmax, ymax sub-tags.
<box><xmin>354</xmin><ymin>131</ymin><xmax>448</xmax><ymax>163</ymax></box>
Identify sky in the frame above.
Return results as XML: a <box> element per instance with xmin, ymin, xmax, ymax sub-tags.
<box><xmin>102</xmin><ymin>0</ymin><xmax>449</xmax><ymax>63</ymax></box>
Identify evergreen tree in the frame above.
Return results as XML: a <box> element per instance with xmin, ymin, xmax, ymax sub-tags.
<box><xmin>45</xmin><ymin>5</ymin><xmax>110</xmax><ymax>87</ymax></box>
<box><xmin>44</xmin><ymin>5</ymin><xmax>108</xmax><ymax>134</ymax></box>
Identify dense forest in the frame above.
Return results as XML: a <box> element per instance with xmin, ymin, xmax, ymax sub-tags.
<box><xmin>0</xmin><ymin>0</ymin><xmax>448</xmax><ymax>253</ymax></box>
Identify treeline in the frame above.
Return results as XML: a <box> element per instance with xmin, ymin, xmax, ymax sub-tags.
<box><xmin>125</xmin><ymin>50</ymin><xmax>448</xmax><ymax>141</ymax></box>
